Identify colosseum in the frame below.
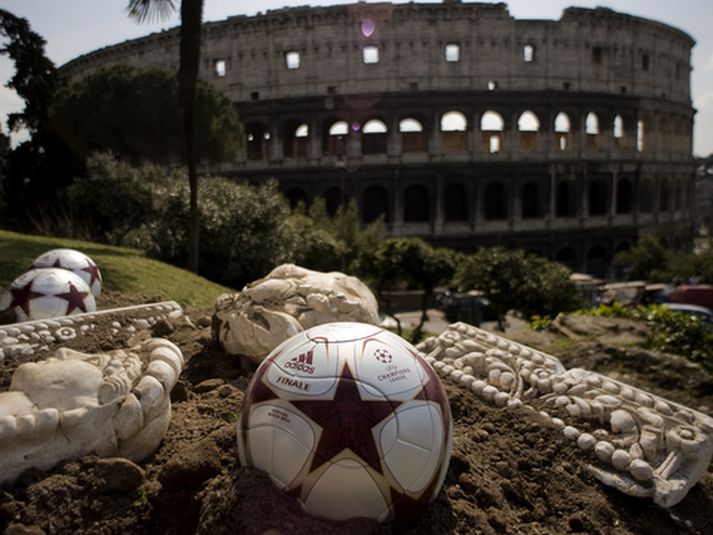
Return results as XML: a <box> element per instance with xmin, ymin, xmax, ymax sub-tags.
<box><xmin>60</xmin><ymin>1</ymin><xmax>696</xmax><ymax>278</ymax></box>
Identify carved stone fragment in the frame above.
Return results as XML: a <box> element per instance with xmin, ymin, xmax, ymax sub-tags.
<box><xmin>417</xmin><ymin>322</ymin><xmax>713</xmax><ymax>507</ymax></box>
<box><xmin>212</xmin><ymin>264</ymin><xmax>379</xmax><ymax>363</ymax></box>
<box><xmin>0</xmin><ymin>337</ymin><xmax>184</xmax><ymax>484</ymax></box>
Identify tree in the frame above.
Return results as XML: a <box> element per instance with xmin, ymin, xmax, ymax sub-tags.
<box><xmin>454</xmin><ymin>247</ymin><xmax>581</xmax><ymax>329</ymax></box>
<box><xmin>50</xmin><ymin>65</ymin><xmax>242</xmax><ymax>165</ymax></box>
<box><xmin>0</xmin><ymin>9</ymin><xmax>81</xmax><ymax>228</ymax></box>
<box><xmin>366</xmin><ymin>237</ymin><xmax>459</xmax><ymax>342</ymax></box>
<box><xmin>127</xmin><ymin>0</ymin><xmax>204</xmax><ymax>272</ymax></box>
<box><xmin>614</xmin><ymin>235</ymin><xmax>667</xmax><ymax>281</ymax></box>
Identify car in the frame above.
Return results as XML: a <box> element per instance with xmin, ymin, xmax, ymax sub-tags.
<box><xmin>661</xmin><ymin>302</ymin><xmax>713</xmax><ymax>324</ymax></box>
<box><xmin>439</xmin><ymin>289</ymin><xmax>497</xmax><ymax>326</ymax></box>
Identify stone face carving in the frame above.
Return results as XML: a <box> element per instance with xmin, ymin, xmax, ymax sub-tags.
<box><xmin>212</xmin><ymin>264</ymin><xmax>379</xmax><ymax>363</ymax></box>
<box><xmin>417</xmin><ymin>322</ymin><xmax>713</xmax><ymax>508</ymax></box>
<box><xmin>0</xmin><ymin>301</ymin><xmax>183</xmax><ymax>362</ymax></box>
<box><xmin>0</xmin><ymin>337</ymin><xmax>184</xmax><ymax>484</ymax></box>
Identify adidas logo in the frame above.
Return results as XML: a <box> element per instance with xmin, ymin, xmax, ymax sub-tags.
<box><xmin>284</xmin><ymin>350</ymin><xmax>315</xmax><ymax>374</ymax></box>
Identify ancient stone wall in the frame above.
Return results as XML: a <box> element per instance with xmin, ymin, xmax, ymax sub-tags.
<box><xmin>59</xmin><ymin>2</ymin><xmax>696</xmax><ymax>277</ymax></box>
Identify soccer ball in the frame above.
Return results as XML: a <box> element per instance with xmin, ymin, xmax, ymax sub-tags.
<box><xmin>31</xmin><ymin>248</ymin><xmax>103</xmax><ymax>297</ymax></box>
<box><xmin>237</xmin><ymin>322</ymin><xmax>452</xmax><ymax>524</ymax></box>
<box><xmin>0</xmin><ymin>268</ymin><xmax>97</xmax><ymax>322</ymax></box>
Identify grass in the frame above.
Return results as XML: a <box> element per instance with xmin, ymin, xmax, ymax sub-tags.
<box><xmin>0</xmin><ymin>229</ymin><xmax>235</xmax><ymax>307</ymax></box>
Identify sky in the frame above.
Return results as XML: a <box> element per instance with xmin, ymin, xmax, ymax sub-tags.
<box><xmin>1</xmin><ymin>0</ymin><xmax>712</xmax><ymax>156</ymax></box>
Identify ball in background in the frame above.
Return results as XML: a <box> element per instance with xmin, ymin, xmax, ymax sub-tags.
<box><xmin>0</xmin><ymin>268</ymin><xmax>97</xmax><ymax>321</ymax></box>
<box><xmin>31</xmin><ymin>248</ymin><xmax>103</xmax><ymax>297</ymax></box>
<box><xmin>237</xmin><ymin>322</ymin><xmax>452</xmax><ymax>524</ymax></box>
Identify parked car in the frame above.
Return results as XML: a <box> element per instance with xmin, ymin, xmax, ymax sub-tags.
<box><xmin>439</xmin><ymin>289</ymin><xmax>497</xmax><ymax>325</ymax></box>
<box><xmin>668</xmin><ymin>285</ymin><xmax>713</xmax><ymax>310</ymax></box>
<box><xmin>662</xmin><ymin>302</ymin><xmax>713</xmax><ymax>325</ymax></box>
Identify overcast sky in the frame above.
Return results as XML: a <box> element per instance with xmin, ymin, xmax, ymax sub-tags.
<box><xmin>1</xmin><ymin>0</ymin><xmax>712</xmax><ymax>156</ymax></box>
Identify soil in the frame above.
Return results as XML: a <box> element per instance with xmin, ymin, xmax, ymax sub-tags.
<box><xmin>1</xmin><ymin>295</ymin><xmax>713</xmax><ymax>535</ymax></box>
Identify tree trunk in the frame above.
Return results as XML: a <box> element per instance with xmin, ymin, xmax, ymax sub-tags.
<box><xmin>178</xmin><ymin>0</ymin><xmax>203</xmax><ymax>273</ymax></box>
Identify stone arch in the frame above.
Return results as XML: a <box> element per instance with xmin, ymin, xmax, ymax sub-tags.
<box><xmin>481</xmin><ymin>110</ymin><xmax>504</xmax><ymax>154</ymax></box>
<box><xmin>441</xmin><ymin>111</ymin><xmax>467</xmax><ymax>153</ymax></box>
<box><xmin>554</xmin><ymin>112</ymin><xmax>571</xmax><ymax>151</ymax></box>
<box><xmin>521</xmin><ymin>181</ymin><xmax>541</xmax><ymax>219</ymax></box>
<box><xmin>585</xmin><ymin>112</ymin><xmax>600</xmax><ymax>150</ymax></box>
<box><xmin>556</xmin><ymin>181</ymin><xmax>577</xmax><ymax>217</ymax></box>
<box><xmin>588</xmin><ymin>179</ymin><xmax>608</xmax><ymax>216</ymax></box>
<box><xmin>399</xmin><ymin>117</ymin><xmax>427</xmax><ymax>153</ymax></box>
<box><xmin>616</xmin><ymin>177</ymin><xmax>633</xmax><ymax>214</ymax></box>
<box><xmin>283</xmin><ymin>120</ymin><xmax>309</xmax><ymax>158</ymax></box>
<box><xmin>659</xmin><ymin>180</ymin><xmax>670</xmax><ymax>212</ymax></box>
<box><xmin>246</xmin><ymin>122</ymin><xmax>270</xmax><ymax>160</ymax></box>
<box><xmin>637</xmin><ymin>119</ymin><xmax>645</xmax><ymax>152</ymax></box>
<box><xmin>484</xmin><ymin>181</ymin><xmax>508</xmax><ymax>220</ymax></box>
<box><xmin>517</xmin><ymin>110</ymin><xmax>540</xmax><ymax>151</ymax></box>
<box><xmin>363</xmin><ymin>185</ymin><xmax>389</xmax><ymax>223</ymax></box>
<box><xmin>362</xmin><ymin>118</ymin><xmax>388</xmax><ymax>155</ymax></box>
<box><xmin>404</xmin><ymin>184</ymin><xmax>430</xmax><ymax>222</ymax></box>
<box><xmin>444</xmin><ymin>182</ymin><xmax>469</xmax><ymax>222</ymax></box>
<box><xmin>639</xmin><ymin>180</ymin><xmax>654</xmax><ymax>213</ymax></box>
<box><xmin>324</xmin><ymin>119</ymin><xmax>348</xmax><ymax>156</ymax></box>
<box><xmin>613</xmin><ymin>114</ymin><xmax>624</xmax><ymax>149</ymax></box>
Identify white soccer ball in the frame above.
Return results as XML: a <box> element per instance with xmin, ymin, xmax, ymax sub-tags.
<box><xmin>31</xmin><ymin>248</ymin><xmax>103</xmax><ymax>297</ymax></box>
<box><xmin>237</xmin><ymin>322</ymin><xmax>452</xmax><ymax>524</ymax></box>
<box><xmin>0</xmin><ymin>268</ymin><xmax>97</xmax><ymax>322</ymax></box>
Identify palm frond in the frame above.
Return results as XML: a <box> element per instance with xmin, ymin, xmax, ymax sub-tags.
<box><xmin>126</xmin><ymin>0</ymin><xmax>177</xmax><ymax>24</ymax></box>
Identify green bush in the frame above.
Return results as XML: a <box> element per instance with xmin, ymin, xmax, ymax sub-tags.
<box><xmin>584</xmin><ymin>303</ymin><xmax>713</xmax><ymax>373</ymax></box>
<box><xmin>147</xmin><ymin>177</ymin><xmax>293</xmax><ymax>288</ymax></box>
<box><xmin>66</xmin><ymin>152</ymin><xmax>180</xmax><ymax>244</ymax></box>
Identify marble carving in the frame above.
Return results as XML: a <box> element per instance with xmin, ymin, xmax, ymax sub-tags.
<box><xmin>0</xmin><ymin>337</ymin><xmax>183</xmax><ymax>484</ymax></box>
<box><xmin>417</xmin><ymin>322</ymin><xmax>713</xmax><ymax>507</ymax></box>
<box><xmin>212</xmin><ymin>264</ymin><xmax>379</xmax><ymax>363</ymax></box>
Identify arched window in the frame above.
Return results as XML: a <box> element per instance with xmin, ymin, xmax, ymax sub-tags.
<box><xmin>613</xmin><ymin>115</ymin><xmax>624</xmax><ymax>139</ymax></box>
<box><xmin>441</xmin><ymin>111</ymin><xmax>467</xmax><ymax>132</ymax></box>
<box><xmin>554</xmin><ymin>112</ymin><xmax>571</xmax><ymax>151</ymax></box>
<box><xmin>484</xmin><ymin>182</ymin><xmax>507</xmax><ymax>220</ymax></box>
<box><xmin>517</xmin><ymin>111</ymin><xmax>540</xmax><ymax>132</ymax></box>
<box><xmin>518</xmin><ymin>110</ymin><xmax>539</xmax><ymax>151</ymax></box>
<box><xmin>404</xmin><ymin>184</ymin><xmax>430</xmax><ymax>222</ymax></box>
<box><xmin>585</xmin><ymin>112</ymin><xmax>599</xmax><ymax>150</ymax></box>
<box><xmin>246</xmin><ymin>122</ymin><xmax>270</xmax><ymax>160</ymax></box>
<box><xmin>523</xmin><ymin>44</ymin><xmax>535</xmax><ymax>63</ymax></box>
<box><xmin>325</xmin><ymin>120</ymin><xmax>348</xmax><ymax>156</ymax></box>
<box><xmin>659</xmin><ymin>180</ymin><xmax>670</xmax><ymax>212</ymax></box>
<box><xmin>441</xmin><ymin>111</ymin><xmax>467</xmax><ymax>153</ymax></box>
<box><xmin>363</xmin><ymin>185</ymin><xmax>389</xmax><ymax>223</ymax></box>
<box><xmin>362</xmin><ymin>118</ymin><xmax>387</xmax><ymax>154</ymax></box>
<box><xmin>639</xmin><ymin>181</ymin><xmax>654</xmax><ymax>213</ymax></box>
<box><xmin>637</xmin><ymin>120</ymin><xmax>645</xmax><ymax>152</ymax></box>
<box><xmin>444</xmin><ymin>183</ymin><xmax>469</xmax><ymax>222</ymax></box>
<box><xmin>588</xmin><ymin>179</ymin><xmax>608</xmax><ymax>216</ymax></box>
<box><xmin>616</xmin><ymin>177</ymin><xmax>632</xmax><ymax>214</ymax></box>
<box><xmin>481</xmin><ymin>111</ymin><xmax>504</xmax><ymax>154</ymax></box>
<box><xmin>283</xmin><ymin>121</ymin><xmax>309</xmax><ymax>158</ymax></box>
<box><xmin>521</xmin><ymin>181</ymin><xmax>540</xmax><ymax>219</ymax></box>
<box><xmin>556</xmin><ymin>181</ymin><xmax>577</xmax><ymax>217</ymax></box>
<box><xmin>324</xmin><ymin>187</ymin><xmax>344</xmax><ymax>216</ymax></box>
<box><xmin>399</xmin><ymin>118</ymin><xmax>427</xmax><ymax>153</ymax></box>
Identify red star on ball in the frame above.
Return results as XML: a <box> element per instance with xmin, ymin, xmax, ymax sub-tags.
<box><xmin>290</xmin><ymin>364</ymin><xmax>402</xmax><ymax>473</ymax></box>
<box><xmin>9</xmin><ymin>280</ymin><xmax>43</xmax><ymax>316</ymax></box>
<box><xmin>81</xmin><ymin>261</ymin><xmax>102</xmax><ymax>287</ymax></box>
<box><xmin>57</xmin><ymin>282</ymin><xmax>90</xmax><ymax>314</ymax></box>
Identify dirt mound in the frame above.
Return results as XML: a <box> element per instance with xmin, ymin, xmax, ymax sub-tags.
<box><xmin>1</xmin><ymin>303</ymin><xmax>712</xmax><ymax>534</ymax></box>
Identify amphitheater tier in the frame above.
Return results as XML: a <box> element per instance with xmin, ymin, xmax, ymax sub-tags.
<box><xmin>60</xmin><ymin>2</ymin><xmax>696</xmax><ymax>277</ymax></box>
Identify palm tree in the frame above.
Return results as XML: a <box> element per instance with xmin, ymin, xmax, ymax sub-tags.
<box><xmin>127</xmin><ymin>0</ymin><xmax>203</xmax><ymax>273</ymax></box>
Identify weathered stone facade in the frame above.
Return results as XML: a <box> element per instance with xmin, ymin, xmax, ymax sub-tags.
<box><xmin>60</xmin><ymin>2</ymin><xmax>696</xmax><ymax>277</ymax></box>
